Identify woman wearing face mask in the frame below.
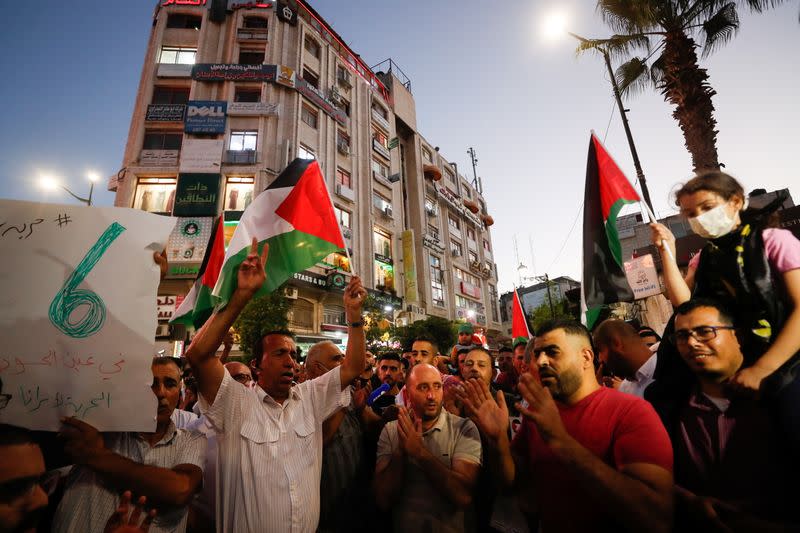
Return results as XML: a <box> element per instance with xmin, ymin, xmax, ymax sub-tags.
<box><xmin>650</xmin><ymin>171</ymin><xmax>800</xmax><ymax>431</ymax></box>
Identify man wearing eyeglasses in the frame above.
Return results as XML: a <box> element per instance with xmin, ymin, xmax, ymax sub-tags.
<box><xmin>670</xmin><ymin>298</ymin><xmax>799</xmax><ymax>530</ymax></box>
<box><xmin>224</xmin><ymin>362</ymin><xmax>253</xmax><ymax>387</ymax></box>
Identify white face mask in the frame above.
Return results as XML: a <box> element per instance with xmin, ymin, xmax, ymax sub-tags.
<box><xmin>688</xmin><ymin>204</ymin><xmax>738</xmax><ymax>239</ymax></box>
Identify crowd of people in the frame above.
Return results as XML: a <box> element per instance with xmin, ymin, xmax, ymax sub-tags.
<box><xmin>2</xmin><ymin>170</ymin><xmax>799</xmax><ymax>532</ymax></box>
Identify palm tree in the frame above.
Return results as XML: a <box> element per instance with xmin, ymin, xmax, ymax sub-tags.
<box><xmin>577</xmin><ymin>0</ymin><xmax>787</xmax><ymax>172</ymax></box>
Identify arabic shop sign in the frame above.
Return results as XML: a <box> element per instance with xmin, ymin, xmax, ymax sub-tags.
<box><xmin>146</xmin><ymin>104</ymin><xmax>186</xmax><ymax>122</ymax></box>
<box><xmin>295</xmin><ymin>76</ymin><xmax>348</xmax><ymax>126</ymax></box>
<box><xmin>173</xmin><ymin>174</ymin><xmax>220</xmax><ymax>217</ymax></box>
<box><xmin>366</xmin><ymin>288</ymin><xmax>402</xmax><ymax>310</ymax></box>
<box><xmin>422</xmin><ymin>234</ymin><xmax>445</xmax><ymax>254</ymax></box>
<box><xmin>157</xmin><ymin>295</ymin><xmax>178</xmax><ymax>322</ymax></box>
<box><xmin>192</xmin><ymin>63</ymin><xmax>278</xmax><ymax>82</ymax></box>
<box><xmin>185</xmin><ymin>101</ymin><xmax>227</xmax><ymax>134</ymax></box>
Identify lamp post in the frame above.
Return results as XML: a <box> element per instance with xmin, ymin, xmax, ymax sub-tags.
<box><xmin>39</xmin><ymin>173</ymin><xmax>99</xmax><ymax>206</ymax></box>
<box><xmin>568</xmin><ymin>32</ymin><xmax>654</xmax><ymax>214</ymax></box>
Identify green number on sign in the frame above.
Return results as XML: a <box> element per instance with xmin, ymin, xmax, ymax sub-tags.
<box><xmin>48</xmin><ymin>222</ymin><xmax>126</xmax><ymax>338</ymax></box>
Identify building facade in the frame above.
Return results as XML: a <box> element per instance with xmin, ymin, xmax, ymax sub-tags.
<box><xmin>498</xmin><ymin>276</ymin><xmax>580</xmax><ymax>337</ymax></box>
<box><xmin>110</xmin><ymin>0</ymin><xmax>502</xmax><ymax>353</ymax></box>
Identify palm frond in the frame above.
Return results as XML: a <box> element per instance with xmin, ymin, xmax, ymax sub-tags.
<box><xmin>615</xmin><ymin>57</ymin><xmax>655</xmax><ymax>96</ymax></box>
<box><xmin>700</xmin><ymin>2</ymin><xmax>739</xmax><ymax>57</ymax></box>
<box><xmin>741</xmin><ymin>0</ymin><xmax>789</xmax><ymax>14</ymax></box>
<box><xmin>596</xmin><ymin>0</ymin><xmax>662</xmax><ymax>33</ymax></box>
<box><xmin>649</xmin><ymin>52</ymin><xmax>667</xmax><ymax>85</ymax></box>
<box><xmin>573</xmin><ymin>33</ymin><xmax>652</xmax><ymax>61</ymax></box>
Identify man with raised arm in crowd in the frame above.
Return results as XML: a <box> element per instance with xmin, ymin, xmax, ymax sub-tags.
<box><xmin>184</xmin><ymin>240</ymin><xmax>367</xmax><ymax>532</ymax></box>
<box><xmin>52</xmin><ymin>356</ymin><xmax>206</xmax><ymax>533</ymax></box>
<box><xmin>459</xmin><ymin>319</ymin><xmax>674</xmax><ymax>533</ymax></box>
<box><xmin>374</xmin><ymin>363</ymin><xmax>481</xmax><ymax>533</ymax></box>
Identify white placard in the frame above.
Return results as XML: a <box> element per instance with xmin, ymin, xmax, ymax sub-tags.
<box><xmin>0</xmin><ymin>200</ymin><xmax>175</xmax><ymax>431</ymax></box>
<box><xmin>179</xmin><ymin>138</ymin><xmax>224</xmax><ymax>173</ymax></box>
<box><xmin>624</xmin><ymin>254</ymin><xmax>662</xmax><ymax>300</ymax></box>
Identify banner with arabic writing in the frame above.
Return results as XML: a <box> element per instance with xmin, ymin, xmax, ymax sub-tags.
<box><xmin>0</xmin><ymin>200</ymin><xmax>175</xmax><ymax>431</ymax></box>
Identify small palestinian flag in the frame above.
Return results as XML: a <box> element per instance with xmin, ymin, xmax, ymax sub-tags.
<box><xmin>511</xmin><ymin>287</ymin><xmax>532</xmax><ymax>338</ymax></box>
<box><xmin>211</xmin><ymin>158</ymin><xmax>346</xmax><ymax>310</ymax></box>
<box><xmin>581</xmin><ymin>133</ymin><xmax>639</xmax><ymax>328</ymax></box>
<box><xmin>171</xmin><ymin>216</ymin><xmax>226</xmax><ymax>329</ymax></box>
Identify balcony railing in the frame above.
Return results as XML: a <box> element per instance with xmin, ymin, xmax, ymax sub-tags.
<box><xmin>371</xmin><ymin>108</ymin><xmax>391</xmax><ymax>131</ymax></box>
<box><xmin>237</xmin><ymin>27</ymin><xmax>268</xmax><ymax>41</ymax></box>
<box><xmin>224</xmin><ymin>150</ymin><xmax>257</xmax><ymax>164</ymax></box>
<box><xmin>372</xmin><ymin>138</ymin><xmax>390</xmax><ymax>159</ymax></box>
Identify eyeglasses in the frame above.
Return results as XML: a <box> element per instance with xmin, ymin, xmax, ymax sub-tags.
<box><xmin>0</xmin><ymin>470</ymin><xmax>60</xmax><ymax>504</ymax></box>
<box><xmin>669</xmin><ymin>325</ymin><xmax>735</xmax><ymax>345</ymax></box>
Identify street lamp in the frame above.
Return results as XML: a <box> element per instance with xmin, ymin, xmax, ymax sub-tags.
<box><xmin>38</xmin><ymin>172</ymin><xmax>98</xmax><ymax>206</ymax></box>
<box><xmin>568</xmin><ymin>32</ymin><xmax>655</xmax><ymax>214</ymax></box>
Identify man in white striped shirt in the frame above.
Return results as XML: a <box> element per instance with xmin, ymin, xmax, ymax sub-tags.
<box><xmin>185</xmin><ymin>241</ymin><xmax>368</xmax><ymax>532</ymax></box>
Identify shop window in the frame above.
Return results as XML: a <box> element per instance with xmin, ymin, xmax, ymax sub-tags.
<box><xmin>133</xmin><ymin>177</ymin><xmax>177</xmax><ymax>214</ymax></box>
<box><xmin>224</xmin><ymin>176</ymin><xmax>254</xmax><ymax>212</ymax></box>
<box><xmin>323</xmin><ymin>304</ymin><xmax>346</xmax><ymax>326</ymax></box>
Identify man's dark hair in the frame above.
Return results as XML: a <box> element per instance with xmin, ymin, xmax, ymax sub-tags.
<box><xmin>152</xmin><ymin>356</ymin><xmax>182</xmax><ymax>373</ymax></box>
<box><xmin>0</xmin><ymin>424</ymin><xmax>35</xmax><ymax>447</ymax></box>
<box><xmin>498</xmin><ymin>346</ymin><xmax>513</xmax><ymax>354</ymax></box>
<box><xmin>412</xmin><ymin>336</ymin><xmax>439</xmax><ymax>355</ymax></box>
<box><xmin>456</xmin><ymin>348</ymin><xmax>471</xmax><ymax>357</ymax></box>
<box><xmin>674</xmin><ymin>298</ymin><xmax>735</xmax><ymax>326</ymax></box>
<box><xmin>378</xmin><ymin>352</ymin><xmax>402</xmax><ymax>364</ymax></box>
<box><xmin>252</xmin><ymin>330</ymin><xmax>296</xmax><ymax>363</ymax></box>
<box><xmin>638</xmin><ymin>327</ymin><xmax>662</xmax><ymax>342</ymax></box>
<box><xmin>400</xmin><ymin>358</ymin><xmax>410</xmax><ymax>371</ymax></box>
<box><xmin>537</xmin><ymin>319</ymin><xmax>593</xmax><ymax>347</ymax></box>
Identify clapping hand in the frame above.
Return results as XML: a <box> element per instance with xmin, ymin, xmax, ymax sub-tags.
<box><xmin>396</xmin><ymin>406</ymin><xmax>425</xmax><ymax>460</ymax></box>
<box><xmin>456</xmin><ymin>378</ymin><xmax>509</xmax><ymax>442</ymax></box>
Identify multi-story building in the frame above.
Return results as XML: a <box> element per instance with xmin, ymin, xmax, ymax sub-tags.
<box><xmin>499</xmin><ymin>276</ymin><xmax>580</xmax><ymax>337</ymax></box>
<box><xmin>110</xmin><ymin>0</ymin><xmax>502</xmax><ymax>353</ymax></box>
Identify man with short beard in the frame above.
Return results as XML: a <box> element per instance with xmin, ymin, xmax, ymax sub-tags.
<box><xmin>459</xmin><ymin>319</ymin><xmax>674</xmax><ymax>533</ymax></box>
<box><xmin>374</xmin><ymin>364</ymin><xmax>481</xmax><ymax>533</ymax></box>
<box><xmin>375</xmin><ymin>353</ymin><xmax>404</xmax><ymax>396</ymax></box>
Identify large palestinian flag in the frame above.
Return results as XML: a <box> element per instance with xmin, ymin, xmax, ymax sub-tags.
<box><xmin>581</xmin><ymin>133</ymin><xmax>640</xmax><ymax>328</ymax></box>
<box><xmin>173</xmin><ymin>159</ymin><xmax>346</xmax><ymax>328</ymax></box>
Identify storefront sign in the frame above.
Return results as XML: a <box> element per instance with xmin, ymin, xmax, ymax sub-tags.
<box><xmin>295</xmin><ymin>76</ymin><xmax>348</xmax><ymax>126</ymax></box>
<box><xmin>228</xmin><ymin>0</ymin><xmax>272</xmax><ymax>8</ymax></box>
<box><xmin>422</xmin><ymin>233</ymin><xmax>445</xmax><ymax>254</ymax></box>
<box><xmin>276</xmin><ymin>65</ymin><xmax>295</xmax><ymax>88</ymax></box>
<box><xmin>140</xmin><ymin>150</ymin><xmax>179</xmax><ymax>167</ymax></box>
<box><xmin>327</xmin><ymin>271</ymin><xmax>348</xmax><ymax>290</ymax></box>
<box><xmin>366</xmin><ymin>288</ymin><xmax>402</xmax><ymax>310</ymax></box>
<box><xmin>401</xmin><ymin>229</ymin><xmax>418</xmax><ymax>304</ymax></box>
<box><xmin>227</xmin><ymin>102</ymin><xmax>280</xmax><ymax>116</ymax></box>
<box><xmin>161</xmin><ymin>0</ymin><xmax>206</xmax><ymax>5</ymax></box>
<box><xmin>146</xmin><ymin>104</ymin><xmax>186</xmax><ymax>122</ymax></box>
<box><xmin>276</xmin><ymin>0</ymin><xmax>298</xmax><ymax>25</ymax></box>
<box><xmin>157</xmin><ymin>295</ymin><xmax>178</xmax><ymax>322</ymax></box>
<box><xmin>173</xmin><ymin>175</ymin><xmax>220</xmax><ymax>217</ymax></box>
<box><xmin>179</xmin><ymin>138</ymin><xmax>223</xmax><ymax>173</ymax></box>
<box><xmin>185</xmin><ymin>101</ymin><xmax>227</xmax><ymax>134</ymax></box>
<box><xmin>192</xmin><ymin>63</ymin><xmax>278</xmax><ymax>82</ymax></box>
<box><xmin>166</xmin><ymin>216</ymin><xmax>214</xmax><ymax>266</ymax></box>
<box><xmin>623</xmin><ymin>254</ymin><xmax>661</xmax><ymax>300</ymax></box>
<box><xmin>374</xmin><ymin>253</ymin><xmax>393</xmax><ymax>265</ymax></box>
<box><xmin>291</xmin><ymin>270</ymin><xmax>327</xmax><ymax>289</ymax></box>
<box><xmin>460</xmin><ymin>281</ymin><xmax>482</xmax><ymax>299</ymax></box>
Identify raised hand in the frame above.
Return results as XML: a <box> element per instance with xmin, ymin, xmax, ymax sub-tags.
<box><xmin>343</xmin><ymin>276</ymin><xmax>367</xmax><ymax>321</ymax></box>
<box><xmin>104</xmin><ymin>491</ymin><xmax>157</xmax><ymax>533</ymax></box>
<box><xmin>237</xmin><ymin>238</ymin><xmax>268</xmax><ymax>295</ymax></box>
<box><xmin>396</xmin><ymin>406</ymin><xmax>425</xmax><ymax>459</ymax></box>
<box><xmin>456</xmin><ymin>378</ymin><xmax>509</xmax><ymax>442</ymax></box>
<box><xmin>516</xmin><ymin>373</ymin><xmax>568</xmax><ymax>445</ymax></box>
<box><xmin>649</xmin><ymin>222</ymin><xmax>676</xmax><ymax>261</ymax></box>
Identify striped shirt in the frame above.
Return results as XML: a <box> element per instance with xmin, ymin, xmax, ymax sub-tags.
<box><xmin>52</xmin><ymin>422</ymin><xmax>207</xmax><ymax>533</ymax></box>
<box><xmin>198</xmin><ymin>367</ymin><xmax>350</xmax><ymax>533</ymax></box>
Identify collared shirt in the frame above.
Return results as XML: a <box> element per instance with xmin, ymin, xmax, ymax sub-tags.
<box><xmin>199</xmin><ymin>367</ymin><xmax>350</xmax><ymax>533</ymax></box>
<box><xmin>52</xmin><ymin>421</ymin><xmax>206</xmax><ymax>533</ymax></box>
<box><xmin>618</xmin><ymin>353</ymin><xmax>658</xmax><ymax>398</ymax></box>
<box><xmin>377</xmin><ymin>409</ymin><xmax>482</xmax><ymax>533</ymax></box>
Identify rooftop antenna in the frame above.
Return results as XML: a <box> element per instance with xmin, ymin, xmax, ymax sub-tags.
<box><xmin>467</xmin><ymin>147</ymin><xmax>481</xmax><ymax>192</ymax></box>
<box><xmin>514</xmin><ymin>235</ymin><xmax>527</xmax><ymax>286</ymax></box>
<box><xmin>528</xmin><ymin>235</ymin><xmax>537</xmax><ymax>280</ymax></box>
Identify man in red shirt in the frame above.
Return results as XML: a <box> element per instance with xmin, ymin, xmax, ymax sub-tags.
<box><xmin>459</xmin><ymin>319</ymin><xmax>674</xmax><ymax>533</ymax></box>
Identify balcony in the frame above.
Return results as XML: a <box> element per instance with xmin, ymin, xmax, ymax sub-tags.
<box><xmin>237</xmin><ymin>27</ymin><xmax>268</xmax><ymax>41</ymax></box>
<box><xmin>371</xmin><ymin>108</ymin><xmax>391</xmax><ymax>132</ymax></box>
<box><xmin>157</xmin><ymin>63</ymin><xmax>193</xmax><ymax>78</ymax></box>
<box><xmin>139</xmin><ymin>149</ymin><xmax>180</xmax><ymax>167</ymax></box>
<box><xmin>224</xmin><ymin>150</ymin><xmax>257</xmax><ymax>165</ymax></box>
<box><xmin>372</xmin><ymin>138</ymin><xmax>390</xmax><ymax>159</ymax></box>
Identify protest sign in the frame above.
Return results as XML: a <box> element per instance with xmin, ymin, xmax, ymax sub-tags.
<box><xmin>0</xmin><ymin>200</ymin><xmax>175</xmax><ymax>431</ymax></box>
<box><xmin>623</xmin><ymin>254</ymin><xmax>662</xmax><ymax>300</ymax></box>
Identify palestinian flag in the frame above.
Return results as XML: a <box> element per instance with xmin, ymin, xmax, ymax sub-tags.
<box><xmin>511</xmin><ymin>288</ymin><xmax>532</xmax><ymax>338</ymax></box>
<box><xmin>171</xmin><ymin>216</ymin><xmax>226</xmax><ymax>329</ymax></box>
<box><xmin>210</xmin><ymin>158</ymin><xmax>346</xmax><ymax>311</ymax></box>
<box><xmin>581</xmin><ymin>133</ymin><xmax>640</xmax><ymax>328</ymax></box>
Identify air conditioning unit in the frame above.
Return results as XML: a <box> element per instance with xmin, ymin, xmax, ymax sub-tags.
<box><xmin>425</xmin><ymin>206</ymin><xmax>437</xmax><ymax>217</ymax></box>
<box><xmin>406</xmin><ymin>304</ymin><xmax>426</xmax><ymax>315</ymax></box>
<box><xmin>336</xmin><ymin>139</ymin><xmax>350</xmax><ymax>155</ymax></box>
<box><xmin>155</xmin><ymin>324</ymin><xmax>171</xmax><ymax>338</ymax></box>
<box><xmin>284</xmin><ymin>286</ymin><xmax>299</xmax><ymax>299</ymax></box>
<box><xmin>337</xmin><ymin>68</ymin><xmax>352</xmax><ymax>88</ymax></box>
<box><xmin>383</xmin><ymin>206</ymin><xmax>393</xmax><ymax>218</ymax></box>
<box><xmin>451</xmin><ymin>249</ymin><xmax>461</xmax><ymax>257</ymax></box>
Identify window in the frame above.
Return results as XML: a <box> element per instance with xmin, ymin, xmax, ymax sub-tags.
<box><xmin>151</xmin><ymin>86</ymin><xmax>189</xmax><ymax>105</ymax></box>
<box><xmin>373</xmin><ymin>230</ymin><xmax>392</xmax><ymax>258</ymax></box>
<box><xmin>224</xmin><ymin>176</ymin><xmax>255</xmax><ymax>211</ymax></box>
<box><xmin>336</xmin><ymin>130</ymin><xmax>350</xmax><ymax>153</ymax></box>
<box><xmin>430</xmin><ymin>255</ymin><xmax>445</xmax><ymax>306</ymax></box>
<box><xmin>469</xmin><ymin>251</ymin><xmax>478</xmax><ymax>264</ymax></box>
<box><xmin>372</xmin><ymin>192</ymin><xmax>391</xmax><ymax>211</ymax></box>
<box><xmin>448</xmin><ymin>215</ymin><xmax>461</xmax><ymax>234</ymax></box>
<box><xmin>334</xmin><ymin>206</ymin><xmax>351</xmax><ymax>229</ymax></box>
<box><xmin>374</xmin><ymin>229</ymin><xmax>394</xmax><ymax>291</ymax></box>
<box><xmin>302</xmin><ymin>68</ymin><xmax>319</xmax><ymax>89</ymax></box>
<box><xmin>229</xmin><ymin>130</ymin><xmax>257</xmax><ymax>151</ymax></box>
<box><xmin>427</xmin><ymin>223</ymin><xmax>439</xmax><ymax>240</ymax></box>
<box><xmin>483</xmin><ymin>239</ymin><xmax>491</xmax><ymax>251</ymax></box>
<box><xmin>336</xmin><ymin>65</ymin><xmax>351</xmax><ymax>84</ymax></box>
<box><xmin>323</xmin><ymin>304</ymin><xmax>346</xmax><ymax>326</ymax></box>
<box><xmin>301</xmin><ymin>104</ymin><xmax>318</xmax><ymax>129</ymax></box>
<box><xmin>166</xmin><ymin>14</ymin><xmax>202</xmax><ymax>29</ymax></box>
<box><xmin>133</xmin><ymin>177</ymin><xmax>177</xmax><ymax>214</ymax></box>
<box><xmin>445</xmin><ymin>168</ymin><xmax>456</xmax><ymax>184</ymax></box>
<box><xmin>234</xmin><ymin>87</ymin><xmax>261</xmax><ymax>102</ymax></box>
<box><xmin>143</xmin><ymin>131</ymin><xmax>183</xmax><ymax>150</ymax></box>
<box><xmin>289</xmin><ymin>299</ymin><xmax>314</xmax><ymax>331</ymax></box>
<box><xmin>373</xmin><ymin>128</ymin><xmax>388</xmax><ymax>149</ymax></box>
<box><xmin>336</xmin><ymin>168</ymin><xmax>351</xmax><ymax>188</ymax></box>
<box><xmin>304</xmin><ymin>36</ymin><xmax>321</xmax><ymax>59</ymax></box>
<box><xmin>371</xmin><ymin>159</ymin><xmax>389</xmax><ymax>178</ymax></box>
<box><xmin>372</xmin><ymin>102</ymin><xmax>388</xmax><ymax>119</ymax></box>
<box><xmin>422</xmin><ymin>147</ymin><xmax>433</xmax><ymax>163</ymax></box>
<box><xmin>339</xmin><ymin>98</ymin><xmax>351</xmax><ymax>117</ymax></box>
<box><xmin>239</xmin><ymin>49</ymin><xmax>264</xmax><ymax>65</ymax></box>
<box><xmin>450</xmin><ymin>241</ymin><xmax>463</xmax><ymax>257</ymax></box>
<box><xmin>243</xmin><ymin>16</ymin><xmax>268</xmax><ymax>29</ymax></box>
<box><xmin>455</xmin><ymin>268</ymin><xmax>481</xmax><ymax>287</ymax></box>
<box><xmin>159</xmin><ymin>47</ymin><xmax>196</xmax><ymax>64</ymax></box>
<box><xmin>467</xmin><ymin>228</ymin><xmax>476</xmax><ymax>242</ymax></box>
<box><xmin>489</xmin><ymin>284</ymin><xmax>499</xmax><ymax>323</ymax></box>
<box><xmin>424</xmin><ymin>196</ymin><xmax>437</xmax><ymax>215</ymax></box>
<box><xmin>298</xmin><ymin>145</ymin><xmax>315</xmax><ymax>160</ymax></box>
<box><xmin>463</xmin><ymin>187</ymin><xmax>471</xmax><ymax>199</ymax></box>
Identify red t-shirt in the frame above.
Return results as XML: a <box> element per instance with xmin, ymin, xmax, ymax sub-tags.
<box><xmin>511</xmin><ymin>387</ymin><xmax>673</xmax><ymax>532</ymax></box>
